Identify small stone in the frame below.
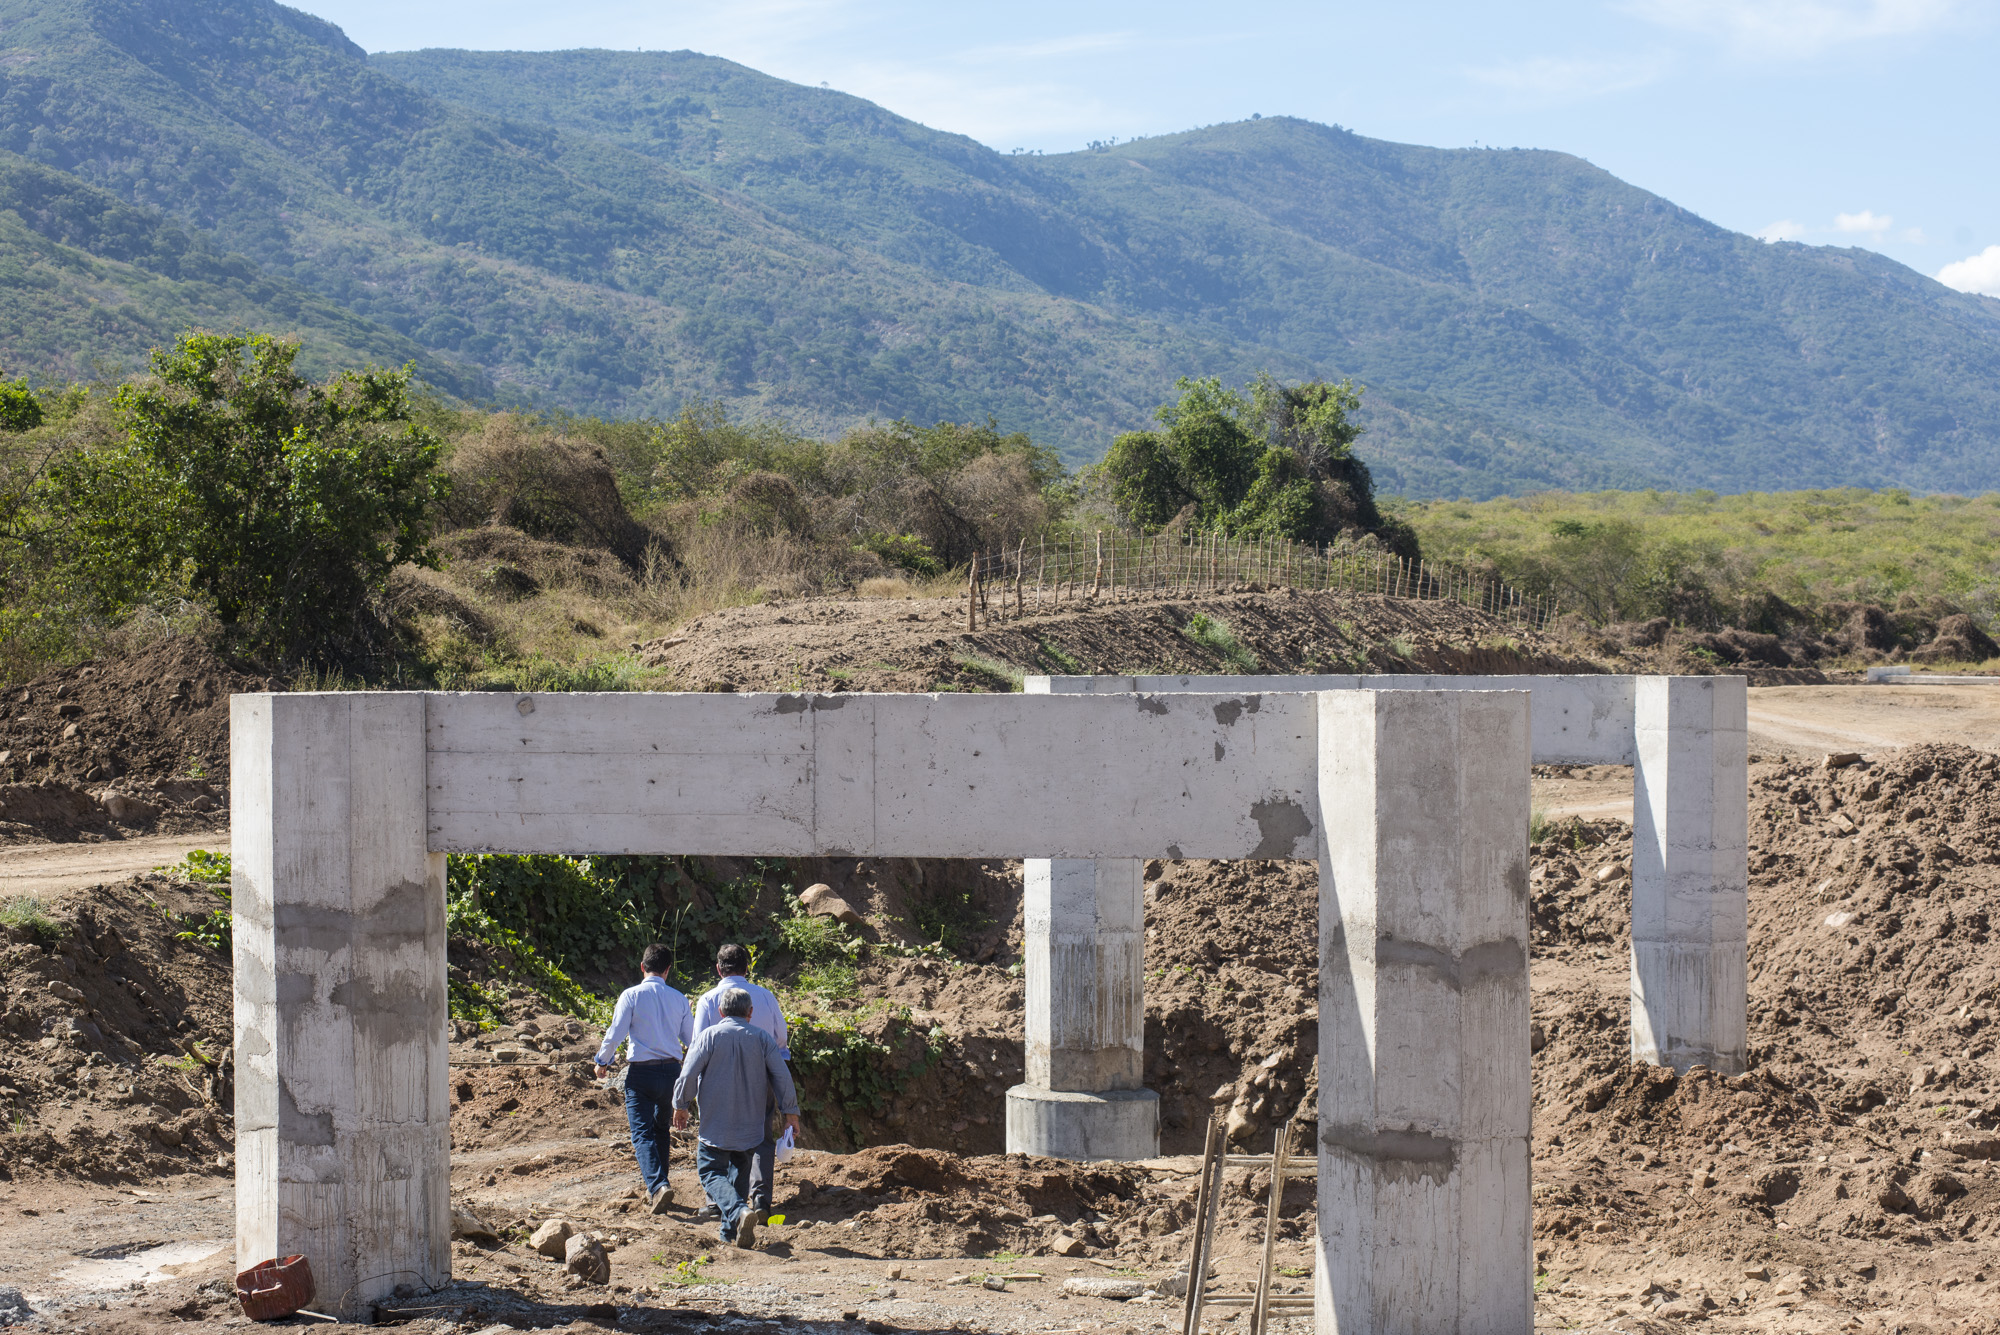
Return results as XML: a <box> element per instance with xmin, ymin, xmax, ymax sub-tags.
<box><xmin>1049</xmin><ymin>1236</ymin><xmax>1086</xmax><ymax>1257</ymax></box>
<box><xmin>529</xmin><ymin>1218</ymin><xmax>574</xmax><ymax>1258</ymax></box>
<box><xmin>1743</xmin><ymin>1264</ymin><xmax>1769</xmax><ymax>1281</ymax></box>
<box><xmin>1824</xmin><ymin>751</ymin><xmax>1863</xmax><ymax>769</ymax></box>
<box><xmin>452</xmin><ymin>1206</ymin><xmax>498</xmax><ymax>1240</ymax></box>
<box><xmin>1590</xmin><ymin>1219</ymin><xmax>1617</xmax><ymax>1234</ymax></box>
<box><xmin>982</xmin><ymin>1276</ymin><xmax>1007</xmax><ymax>1291</ymax></box>
<box><xmin>61</xmin><ymin>723</ymin><xmax>79</xmax><ymax>740</ymax></box>
<box><xmin>799</xmin><ymin>884</ymin><xmax>864</xmax><ymax>926</ymax></box>
<box><xmin>1062</xmin><ymin>1276</ymin><xmax>1146</xmax><ymax>1300</ymax></box>
<box><xmin>564</xmin><ymin>1234</ymin><xmax>610</xmax><ymax>1285</ymax></box>
<box><xmin>885</xmin><ymin>1266</ymin><xmax>903</xmax><ymax>1280</ymax></box>
<box><xmin>46</xmin><ymin>980</ymin><xmax>84</xmax><ymax>1003</ymax></box>
<box><xmin>1824</xmin><ymin>911</ymin><xmax>1857</xmax><ymax>929</ymax></box>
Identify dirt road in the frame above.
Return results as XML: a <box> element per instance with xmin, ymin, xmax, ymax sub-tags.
<box><xmin>0</xmin><ymin>832</ymin><xmax>226</xmax><ymax>898</ymax></box>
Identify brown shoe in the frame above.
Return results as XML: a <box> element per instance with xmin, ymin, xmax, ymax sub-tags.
<box><xmin>649</xmin><ymin>1185</ymin><xmax>674</xmax><ymax>1214</ymax></box>
<box><xmin>734</xmin><ymin>1209</ymin><xmax>759</xmax><ymax>1249</ymax></box>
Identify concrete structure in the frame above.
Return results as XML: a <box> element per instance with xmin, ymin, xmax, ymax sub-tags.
<box><xmin>1020</xmin><ymin>673</ymin><xmax>1747</xmax><ymax>1100</ymax></box>
<box><xmin>1009</xmin><ymin>859</ymin><xmax>1156</xmax><ymax>1159</ymax></box>
<box><xmin>1317</xmin><ymin>690</ymin><xmax>1533</xmax><ymax>1333</ymax></box>
<box><xmin>233</xmin><ymin>687</ymin><xmax>1532</xmax><ymax>1327</ymax></box>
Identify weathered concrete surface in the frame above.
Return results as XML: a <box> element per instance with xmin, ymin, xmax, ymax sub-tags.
<box><xmin>1011</xmin><ymin>858</ymin><xmax>1156</xmax><ymax>1158</ymax></box>
<box><xmin>423</xmin><ymin>691</ymin><xmax>1321</xmax><ymax>859</ymax></box>
<box><xmin>1316</xmin><ymin>689</ymin><xmax>1533</xmax><ymax>1334</ymax></box>
<box><xmin>231</xmin><ymin>693</ymin><xmax>449</xmax><ymax>1321</ymax></box>
<box><xmin>1003</xmin><ymin>1086</ymin><xmax>1160</xmax><ymax>1162</ymax></box>
<box><xmin>1633</xmin><ymin>676</ymin><xmax>1749</xmax><ymax>1074</ymax></box>
<box><xmin>1031</xmin><ymin>673</ymin><xmax>1638</xmax><ymax>765</ymax></box>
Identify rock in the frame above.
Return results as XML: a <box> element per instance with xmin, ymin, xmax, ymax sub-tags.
<box><xmin>1824</xmin><ymin>911</ymin><xmax>1857</xmax><ymax>929</ymax></box>
<box><xmin>1048</xmin><ymin>1236</ymin><xmax>1086</xmax><ymax>1257</ymax></box>
<box><xmin>452</xmin><ymin>1207</ymin><xmax>498</xmax><ymax>1240</ymax></box>
<box><xmin>46</xmin><ymin>980</ymin><xmax>85</xmax><ymax>1003</ymax></box>
<box><xmin>1743</xmin><ymin>1264</ymin><xmax>1769</xmax><ymax>1281</ymax></box>
<box><xmin>0</xmin><ymin>1285</ymin><xmax>32</xmax><ymax>1324</ymax></box>
<box><xmin>1824</xmin><ymin>752</ymin><xmax>1863</xmax><ymax>770</ymax></box>
<box><xmin>1224</xmin><ymin>1103</ymin><xmax>1261</xmax><ymax>1144</ymax></box>
<box><xmin>563</xmin><ymin>1234</ymin><xmax>609</xmax><ymax>1285</ymax></box>
<box><xmin>982</xmin><ymin>1276</ymin><xmax>1007</xmax><ymax>1291</ymax></box>
<box><xmin>528</xmin><ymin>1218</ymin><xmax>574</xmax><ymax>1258</ymax></box>
<box><xmin>799</xmin><ymin>884</ymin><xmax>864</xmax><ymax>926</ymax></box>
<box><xmin>152</xmin><ymin>1121</ymin><xmax>184</xmax><ymax>1148</ymax></box>
<box><xmin>1150</xmin><ymin>1263</ymin><xmax>1216</xmax><ymax>1298</ymax></box>
<box><xmin>1530</xmin><ymin>1022</ymin><xmax>1547</xmax><ymax>1053</ymax></box>
<box><xmin>1945</xmin><ymin>1137</ymin><xmax>2000</xmax><ymax>1159</ymax></box>
<box><xmin>96</xmin><ymin>791</ymin><xmax>161</xmax><ymax>824</ymax></box>
<box><xmin>1062</xmin><ymin>1277</ymin><xmax>1146</xmax><ymax>1300</ymax></box>
<box><xmin>1590</xmin><ymin>1219</ymin><xmax>1617</xmax><ymax>1234</ymax></box>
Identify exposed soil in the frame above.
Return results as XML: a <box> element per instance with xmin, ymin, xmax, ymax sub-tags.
<box><xmin>639</xmin><ymin>587</ymin><xmax>1602</xmax><ymax>693</ymax></box>
<box><xmin>0</xmin><ymin>637</ymin><xmax>259</xmax><ymax>845</ymax></box>
<box><xmin>11</xmin><ymin>600</ymin><xmax>2000</xmax><ymax>1330</ymax></box>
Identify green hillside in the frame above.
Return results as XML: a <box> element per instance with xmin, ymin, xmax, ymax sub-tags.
<box><xmin>0</xmin><ymin>0</ymin><xmax>1995</xmax><ymax>496</ymax></box>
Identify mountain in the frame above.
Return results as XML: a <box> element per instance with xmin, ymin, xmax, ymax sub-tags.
<box><xmin>0</xmin><ymin>0</ymin><xmax>1996</xmax><ymax>496</ymax></box>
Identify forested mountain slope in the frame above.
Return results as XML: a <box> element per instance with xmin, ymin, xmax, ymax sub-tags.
<box><xmin>0</xmin><ymin>0</ymin><xmax>1994</xmax><ymax>495</ymax></box>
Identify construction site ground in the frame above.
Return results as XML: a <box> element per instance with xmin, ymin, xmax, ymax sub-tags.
<box><xmin>2</xmin><ymin>593</ymin><xmax>1999</xmax><ymax>1334</ymax></box>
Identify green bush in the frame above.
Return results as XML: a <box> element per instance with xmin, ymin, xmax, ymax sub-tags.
<box><xmin>35</xmin><ymin>332</ymin><xmax>448</xmax><ymax>663</ymax></box>
<box><xmin>1183</xmin><ymin>612</ymin><xmax>1260</xmax><ymax>672</ymax></box>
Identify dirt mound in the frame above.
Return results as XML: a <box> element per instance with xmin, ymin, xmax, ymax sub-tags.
<box><xmin>641</xmin><ymin>587</ymin><xmax>1603</xmax><ymax>693</ymax></box>
<box><xmin>0</xmin><ymin>637</ymin><xmax>264</xmax><ymax>840</ymax></box>
<box><xmin>0</xmin><ymin>873</ymin><xmax>236</xmax><ymax>1183</ymax></box>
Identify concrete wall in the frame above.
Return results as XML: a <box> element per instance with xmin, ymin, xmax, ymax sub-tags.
<box><xmin>232</xmin><ymin>693</ymin><xmax>449</xmax><ymax>1320</ymax></box>
<box><xmin>1317</xmin><ymin>690</ymin><xmax>1534</xmax><ymax>1333</ymax></box>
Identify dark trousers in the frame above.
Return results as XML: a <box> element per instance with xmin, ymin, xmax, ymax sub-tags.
<box><xmin>749</xmin><ymin>1097</ymin><xmax>777</xmax><ymax>1210</ymax></box>
<box><xmin>622</xmin><ymin>1060</ymin><xmax>681</xmax><ymax>1196</ymax></box>
<box><xmin>696</xmin><ymin>1141</ymin><xmax>757</xmax><ymax>1239</ymax></box>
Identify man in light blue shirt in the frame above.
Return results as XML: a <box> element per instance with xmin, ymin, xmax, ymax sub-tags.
<box><xmin>594</xmin><ymin>943</ymin><xmax>692</xmax><ymax>1213</ymax></box>
<box><xmin>672</xmin><ymin>987</ymin><xmax>800</xmax><ymax>1249</ymax></box>
<box><xmin>691</xmin><ymin>943</ymin><xmax>790</xmax><ymax>1220</ymax></box>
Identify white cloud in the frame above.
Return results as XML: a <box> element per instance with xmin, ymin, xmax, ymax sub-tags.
<box><xmin>1834</xmin><ymin>209</ymin><xmax>1894</xmax><ymax>234</ymax></box>
<box><xmin>1628</xmin><ymin>0</ymin><xmax>1966</xmax><ymax>59</ymax></box>
<box><xmin>1900</xmin><ymin>226</ymin><xmax>1929</xmax><ymax>244</ymax></box>
<box><xmin>1755</xmin><ymin>219</ymin><xmax>1807</xmax><ymax>242</ymax></box>
<box><xmin>1467</xmin><ymin>52</ymin><xmax>1670</xmax><ymax>103</ymax></box>
<box><xmin>1938</xmin><ymin>245</ymin><xmax>2000</xmax><ymax>296</ymax></box>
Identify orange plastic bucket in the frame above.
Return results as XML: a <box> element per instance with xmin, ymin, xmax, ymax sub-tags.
<box><xmin>235</xmin><ymin>1254</ymin><xmax>315</xmax><ymax>1321</ymax></box>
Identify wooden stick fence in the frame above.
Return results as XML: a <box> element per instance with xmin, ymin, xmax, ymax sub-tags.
<box><xmin>962</xmin><ymin>530</ymin><xmax>1552</xmax><ymax>630</ymax></box>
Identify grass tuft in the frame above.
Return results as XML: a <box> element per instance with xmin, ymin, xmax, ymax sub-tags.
<box><xmin>1182</xmin><ymin>612</ymin><xmax>1260</xmax><ymax>672</ymax></box>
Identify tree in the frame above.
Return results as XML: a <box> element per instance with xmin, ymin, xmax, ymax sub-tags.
<box><xmin>1092</xmin><ymin>374</ymin><xmax>1416</xmax><ymax>555</ymax></box>
<box><xmin>43</xmin><ymin>332</ymin><xmax>447</xmax><ymax>661</ymax></box>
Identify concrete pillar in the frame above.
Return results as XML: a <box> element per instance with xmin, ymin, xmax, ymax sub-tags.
<box><xmin>232</xmin><ymin>693</ymin><xmax>449</xmax><ymax>1321</ymax></box>
<box><xmin>1631</xmin><ymin>676</ymin><xmax>1748</xmax><ymax>1074</ymax></box>
<box><xmin>1006</xmin><ymin>858</ymin><xmax>1159</xmax><ymax>1160</ymax></box>
<box><xmin>1316</xmin><ymin>689</ymin><xmax>1532</xmax><ymax>1334</ymax></box>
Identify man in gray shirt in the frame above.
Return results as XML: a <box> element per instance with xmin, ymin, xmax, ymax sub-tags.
<box><xmin>672</xmin><ymin>987</ymin><xmax>801</xmax><ymax>1249</ymax></box>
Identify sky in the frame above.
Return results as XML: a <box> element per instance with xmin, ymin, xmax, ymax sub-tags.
<box><xmin>299</xmin><ymin>0</ymin><xmax>2000</xmax><ymax>294</ymax></box>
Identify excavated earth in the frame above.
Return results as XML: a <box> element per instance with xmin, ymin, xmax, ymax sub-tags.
<box><xmin>3</xmin><ymin>602</ymin><xmax>2000</xmax><ymax>1331</ymax></box>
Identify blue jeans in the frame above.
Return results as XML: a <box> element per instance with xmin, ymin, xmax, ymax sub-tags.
<box><xmin>696</xmin><ymin>1141</ymin><xmax>757</xmax><ymax>1239</ymax></box>
<box><xmin>622</xmin><ymin>1060</ymin><xmax>681</xmax><ymax>1196</ymax></box>
<box><xmin>750</xmin><ymin>1097</ymin><xmax>777</xmax><ymax>1211</ymax></box>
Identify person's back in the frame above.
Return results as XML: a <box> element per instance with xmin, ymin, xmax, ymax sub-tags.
<box><xmin>673</xmin><ymin>987</ymin><xmax>800</xmax><ymax>1250</ymax></box>
<box><xmin>690</xmin><ymin>943</ymin><xmax>792</xmax><ymax>1221</ymax></box>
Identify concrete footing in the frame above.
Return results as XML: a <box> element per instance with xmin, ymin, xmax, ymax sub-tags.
<box><xmin>1632</xmin><ymin>676</ymin><xmax>1749</xmax><ymax>1074</ymax></box>
<box><xmin>1004</xmin><ymin>1086</ymin><xmax>1161</xmax><ymax>1161</ymax></box>
<box><xmin>231</xmin><ymin>693</ymin><xmax>450</xmax><ymax>1321</ymax></box>
<box><xmin>1009</xmin><ymin>857</ymin><xmax>1158</xmax><ymax>1160</ymax></box>
<box><xmin>1316</xmin><ymin>690</ymin><xmax>1533</xmax><ymax>1333</ymax></box>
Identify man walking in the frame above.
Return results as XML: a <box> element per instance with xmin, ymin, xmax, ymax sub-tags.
<box><xmin>692</xmin><ymin>944</ymin><xmax>789</xmax><ymax>1219</ymax></box>
<box><xmin>593</xmin><ymin>944</ymin><xmax>692</xmax><ymax>1213</ymax></box>
<box><xmin>672</xmin><ymin>988</ymin><xmax>801</xmax><ymax>1249</ymax></box>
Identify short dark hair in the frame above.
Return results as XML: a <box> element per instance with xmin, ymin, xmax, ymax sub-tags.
<box><xmin>716</xmin><ymin>943</ymin><xmax>750</xmax><ymax>975</ymax></box>
<box><xmin>641</xmin><ymin>943</ymin><xmax>673</xmax><ymax>975</ymax></box>
<box><xmin>719</xmin><ymin>987</ymin><xmax>753</xmax><ymax>1018</ymax></box>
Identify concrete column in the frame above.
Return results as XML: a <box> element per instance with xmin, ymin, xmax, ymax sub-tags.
<box><xmin>232</xmin><ymin>692</ymin><xmax>449</xmax><ymax>1320</ymax></box>
<box><xmin>1316</xmin><ymin>690</ymin><xmax>1533</xmax><ymax>1335</ymax></box>
<box><xmin>1006</xmin><ymin>858</ymin><xmax>1158</xmax><ymax>1160</ymax></box>
<box><xmin>1631</xmin><ymin>676</ymin><xmax>1748</xmax><ymax>1074</ymax></box>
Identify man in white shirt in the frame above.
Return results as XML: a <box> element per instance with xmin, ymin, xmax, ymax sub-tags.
<box><xmin>594</xmin><ymin>943</ymin><xmax>693</xmax><ymax>1213</ymax></box>
<box><xmin>691</xmin><ymin>943</ymin><xmax>790</xmax><ymax>1220</ymax></box>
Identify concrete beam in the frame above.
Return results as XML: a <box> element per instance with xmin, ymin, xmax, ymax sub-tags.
<box><xmin>1029</xmin><ymin>673</ymin><xmax>1639</xmax><ymax>765</ymax></box>
<box><xmin>423</xmin><ymin>691</ymin><xmax>1321</xmax><ymax>859</ymax></box>
<box><xmin>1632</xmin><ymin>676</ymin><xmax>1748</xmax><ymax>1074</ymax></box>
<box><xmin>231</xmin><ymin>693</ymin><xmax>449</xmax><ymax>1322</ymax></box>
<box><xmin>1316</xmin><ymin>689</ymin><xmax>1533</xmax><ymax>1334</ymax></box>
